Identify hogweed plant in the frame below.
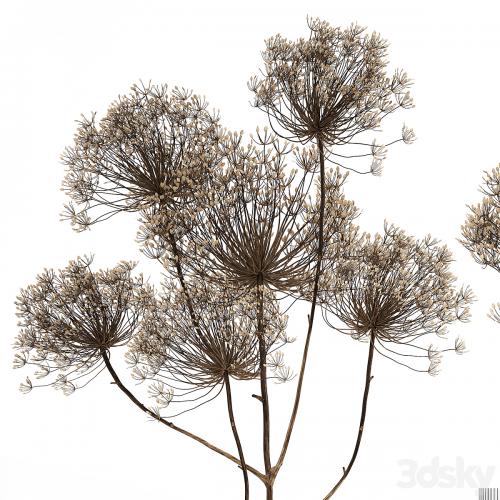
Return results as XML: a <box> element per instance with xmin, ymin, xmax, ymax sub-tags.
<box><xmin>461</xmin><ymin>164</ymin><xmax>500</xmax><ymax>321</ymax></box>
<box><xmin>14</xmin><ymin>18</ymin><xmax>471</xmax><ymax>499</ymax></box>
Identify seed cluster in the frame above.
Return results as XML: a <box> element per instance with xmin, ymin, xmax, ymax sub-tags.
<box><xmin>461</xmin><ymin>165</ymin><xmax>500</xmax><ymax>321</ymax></box>
<box><xmin>14</xmin><ymin>257</ymin><xmax>153</xmax><ymax>394</ymax></box>
<box><xmin>322</xmin><ymin>224</ymin><xmax>472</xmax><ymax>374</ymax></box>
<box><xmin>61</xmin><ymin>82</ymin><xmax>223</xmax><ymax>233</ymax></box>
<box><xmin>249</xmin><ymin>17</ymin><xmax>415</xmax><ymax>174</ymax></box>
<box><xmin>127</xmin><ymin>282</ymin><xmax>292</xmax><ymax>412</ymax></box>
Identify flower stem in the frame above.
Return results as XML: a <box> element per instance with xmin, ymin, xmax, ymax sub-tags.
<box><xmin>100</xmin><ymin>348</ymin><xmax>266</xmax><ymax>483</ymax></box>
<box><xmin>273</xmin><ymin>136</ymin><xmax>327</xmax><ymax>478</ymax></box>
<box><xmin>323</xmin><ymin>330</ymin><xmax>376</xmax><ymax>499</ymax></box>
<box><xmin>257</xmin><ymin>282</ymin><xmax>274</xmax><ymax>500</ymax></box>
<box><xmin>224</xmin><ymin>371</ymin><xmax>250</xmax><ymax>500</ymax></box>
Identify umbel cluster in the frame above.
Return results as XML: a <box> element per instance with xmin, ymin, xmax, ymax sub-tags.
<box><xmin>14</xmin><ymin>18</ymin><xmax>489</xmax><ymax>500</ymax></box>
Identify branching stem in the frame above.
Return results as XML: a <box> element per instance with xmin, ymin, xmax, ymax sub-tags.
<box><xmin>100</xmin><ymin>348</ymin><xmax>267</xmax><ymax>484</ymax></box>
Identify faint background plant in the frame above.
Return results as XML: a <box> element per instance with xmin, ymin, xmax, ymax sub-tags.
<box><xmin>461</xmin><ymin>165</ymin><xmax>500</xmax><ymax>322</ymax></box>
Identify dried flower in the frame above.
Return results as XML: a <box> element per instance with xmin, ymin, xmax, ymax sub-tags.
<box><xmin>127</xmin><ymin>280</ymin><xmax>290</xmax><ymax>413</ymax></box>
<box><xmin>14</xmin><ymin>256</ymin><xmax>153</xmax><ymax>393</ymax></box>
<box><xmin>322</xmin><ymin>223</ymin><xmax>473</xmax><ymax>374</ymax></box>
<box><xmin>61</xmin><ymin>82</ymin><xmax>223</xmax><ymax>232</ymax></box>
<box><xmin>249</xmin><ymin>18</ymin><xmax>414</xmax><ymax>173</ymax></box>
<box><xmin>461</xmin><ymin>165</ymin><xmax>500</xmax><ymax>272</ymax></box>
<box><xmin>402</xmin><ymin>124</ymin><xmax>416</xmax><ymax>144</ymax></box>
<box><xmin>461</xmin><ymin>165</ymin><xmax>500</xmax><ymax>323</ymax></box>
<box><xmin>170</xmin><ymin>130</ymin><xmax>319</xmax><ymax>295</ymax></box>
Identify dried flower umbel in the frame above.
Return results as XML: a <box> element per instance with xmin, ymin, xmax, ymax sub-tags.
<box><xmin>62</xmin><ymin>82</ymin><xmax>223</xmax><ymax>233</ymax></box>
<box><xmin>249</xmin><ymin>17</ymin><xmax>414</xmax><ymax>174</ymax></box>
<box><xmin>14</xmin><ymin>257</ymin><xmax>153</xmax><ymax>395</ymax></box>
<box><xmin>13</xmin><ymin>18</ymin><xmax>472</xmax><ymax>500</ymax></box>
<box><xmin>461</xmin><ymin>164</ymin><xmax>500</xmax><ymax>321</ymax></box>
<box><xmin>128</xmin><ymin>281</ymin><xmax>292</xmax><ymax>412</ymax></box>
<box><xmin>169</xmin><ymin>129</ymin><xmax>318</xmax><ymax>295</ymax></box>
<box><xmin>324</xmin><ymin>223</ymin><xmax>471</xmax><ymax>372</ymax></box>
<box><xmin>319</xmin><ymin>223</ymin><xmax>472</xmax><ymax>497</ymax></box>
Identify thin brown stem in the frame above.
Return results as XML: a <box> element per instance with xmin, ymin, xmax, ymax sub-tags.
<box><xmin>323</xmin><ymin>330</ymin><xmax>376</xmax><ymax>499</ymax></box>
<box><xmin>169</xmin><ymin>235</ymin><xmax>198</xmax><ymax>324</ymax></box>
<box><xmin>99</xmin><ymin>348</ymin><xmax>267</xmax><ymax>483</ymax></box>
<box><xmin>168</xmin><ymin>235</ymin><xmax>215</xmax><ymax>355</ymax></box>
<box><xmin>224</xmin><ymin>372</ymin><xmax>250</xmax><ymax>500</ymax></box>
<box><xmin>256</xmin><ymin>281</ymin><xmax>274</xmax><ymax>500</ymax></box>
<box><xmin>273</xmin><ymin>136</ymin><xmax>326</xmax><ymax>477</ymax></box>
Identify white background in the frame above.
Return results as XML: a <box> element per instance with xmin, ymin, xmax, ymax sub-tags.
<box><xmin>1</xmin><ymin>1</ymin><xmax>499</xmax><ymax>499</ymax></box>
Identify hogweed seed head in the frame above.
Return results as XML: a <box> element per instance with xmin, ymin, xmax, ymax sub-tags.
<box><xmin>461</xmin><ymin>165</ymin><xmax>500</xmax><ymax>272</ymax></box>
<box><xmin>61</xmin><ymin>82</ymin><xmax>224</xmax><ymax>234</ymax></box>
<box><xmin>14</xmin><ymin>256</ymin><xmax>153</xmax><ymax>394</ymax></box>
<box><xmin>169</xmin><ymin>131</ymin><xmax>319</xmax><ymax>295</ymax></box>
<box><xmin>322</xmin><ymin>223</ymin><xmax>473</xmax><ymax>374</ymax></box>
<box><xmin>128</xmin><ymin>280</ymin><xmax>290</xmax><ymax>413</ymax></box>
<box><xmin>461</xmin><ymin>165</ymin><xmax>500</xmax><ymax>323</ymax></box>
<box><xmin>249</xmin><ymin>18</ymin><xmax>414</xmax><ymax>174</ymax></box>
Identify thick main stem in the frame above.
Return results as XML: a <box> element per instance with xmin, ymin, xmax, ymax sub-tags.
<box><xmin>99</xmin><ymin>349</ymin><xmax>266</xmax><ymax>483</ymax></box>
<box><xmin>273</xmin><ymin>136</ymin><xmax>327</xmax><ymax>477</ymax></box>
<box><xmin>224</xmin><ymin>372</ymin><xmax>250</xmax><ymax>500</ymax></box>
<box><xmin>323</xmin><ymin>330</ymin><xmax>376</xmax><ymax>499</ymax></box>
<box><xmin>257</xmin><ymin>282</ymin><xmax>273</xmax><ymax>500</ymax></box>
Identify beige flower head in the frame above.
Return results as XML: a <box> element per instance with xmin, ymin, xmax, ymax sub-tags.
<box><xmin>249</xmin><ymin>18</ymin><xmax>413</xmax><ymax>146</ymax></box>
<box><xmin>323</xmin><ymin>223</ymin><xmax>473</xmax><ymax>375</ymax></box>
<box><xmin>127</xmin><ymin>280</ymin><xmax>292</xmax><ymax>414</ymax></box>
<box><xmin>61</xmin><ymin>82</ymin><xmax>223</xmax><ymax>233</ymax></box>
<box><xmin>14</xmin><ymin>256</ymin><xmax>153</xmax><ymax>395</ymax></box>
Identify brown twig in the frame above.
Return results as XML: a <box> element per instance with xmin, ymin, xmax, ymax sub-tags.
<box><xmin>273</xmin><ymin>136</ymin><xmax>327</xmax><ymax>478</ymax></box>
<box><xmin>100</xmin><ymin>348</ymin><xmax>267</xmax><ymax>484</ymax></box>
<box><xmin>257</xmin><ymin>279</ymin><xmax>274</xmax><ymax>499</ymax></box>
<box><xmin>323</xmin><ymin>330</ymin><xmax>376</xmax><ymax>499</ymax></box>
<box><xmin>224</xmin><ymin>371</ymin><xmax>250</xmax><ymax>500</ymax></box>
